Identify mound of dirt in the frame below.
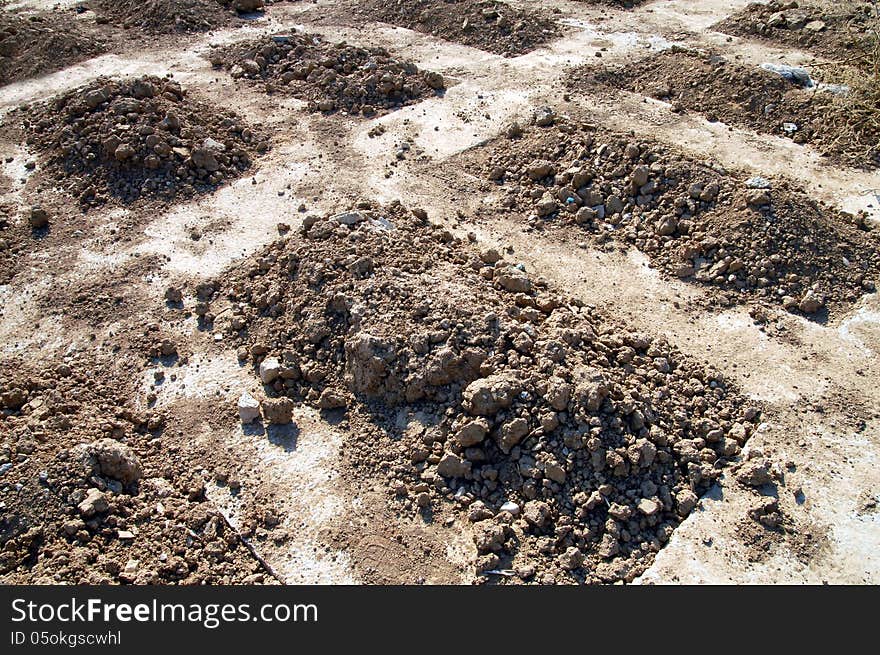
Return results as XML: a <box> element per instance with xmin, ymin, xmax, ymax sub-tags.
<box><xmin>0</xmin><ymin>12</ymin><xmax>107</xmax><ymax>85</ymax></box>
<box><xmin>577</xmin><ymin>0</ymin><xmax>648</xmax><ymax>7</ymax></box>
<box><xmin>351</xmin><ymin>0</ymin><xmax>562</xmax><ymax>56</ymax></box>
<box><xmin>579</xmin><ymin>47</ymin><xmax>880</xmax><ymax>169</ymax></box>
<box><xmin>209</xmin><ymin>31</ymin><xmax>445</xmax><ymax>116</ymax></box>
<box><xmin>0</xmin><ymin>353</ymin><xmax>271</xmax><ymax>584</ymax></box>
<box><xmin>714</xmin><ymin>1</ymin><xmax>875</xmax><ymax>66</ymax></box>
<box><xmin>16</xmin><ymin>75</ymin><xmax>269</xmax><ymax>207</ymax></box>
<box><xmin>470</xmin><ymin>117</ymin><xmax>878</xmax><ymax>317</ymax></box>
<box><xmin>200</xmin><ymin>201</ymin><xmax>759</xmax><ymax>583</ymax></box>
<box><xmin>87</xmin><ymin>0</ymin><xmax>252</xmax><ymax>34</ymax></box>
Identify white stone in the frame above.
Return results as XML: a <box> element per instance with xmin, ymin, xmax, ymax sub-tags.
<box><xmin>259</xmin><ymin>357</ymin><xmax>281</xmax><ymax>384</ymax></box>
<box><xmin>500</xmin><ymin>501</ymin><xmax>521</xmax><ymax>516</ymax></box>
<box><xmin>238</xmin><ymin>391</ymin><xmax>261</xmax><ymax>423</ymax></box>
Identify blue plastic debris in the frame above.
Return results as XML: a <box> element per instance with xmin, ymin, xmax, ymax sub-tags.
<box><xmin>760</xmin><ymin>63</ymin><xmax>814</xmax><ymax>88</ymax></box>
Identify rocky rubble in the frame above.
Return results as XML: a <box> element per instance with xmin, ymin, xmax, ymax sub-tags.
<box><xmin>205</xmin><ymin>200</ymin><xmax>759</xmax><ymax>583</ymax></box>
<box><xmin>351</xmin><ymin>0</ymin><xmax>562</xmax><ymax>56</ymax></box>
<box><xmin>210</xmin><ymin>31</ymin><xmax>445</xmax><ymax>116</ymax></box>
<box><xmin>16</xmin><ymin>75</ymin><xmax>269</xmax><ymax>207</ymax></box>
<box><xmin>473</xmin><ymin>116</ymin><xmax>879</xmax><ymax>317</ymax></box>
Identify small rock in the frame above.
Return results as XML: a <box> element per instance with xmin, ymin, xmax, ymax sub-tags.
<box><xmin>259</xmin><ymin>357</ymin><xmax>281</xmax><ymax>384</ymax></box>
<box><xmin>28</xmin><ymin>206</ymin><xmax>49</xmax><ymax>229</ymax></box>
<box><xmin>78</xmin><ymin>488</ymin><xmax>109</xmax><ymax>518</ymax></box>
<box><xmin>238</xmin><ymin>391</ymin><xmax>261</xmax><ymax>424</ymax></box>
<box><xmin>261</xmin><ymin>397</ymin><xmax>294</xmax><ymax>424</ymax></box>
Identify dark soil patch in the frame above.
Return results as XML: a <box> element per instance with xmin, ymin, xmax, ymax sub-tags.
<box><xmin>87</xmin><ymin>0</ymin><xmax>244</xmax><ymax>34</ymax></box>
<box><xmin>209</xmin><ymin>31</ymin><xmax>446</xmax><ymax>116</ymax></box>
<box><xmin>351</xmin><ymin>0</ymin><xmax>563</xmax><ymax>56</ymax></box>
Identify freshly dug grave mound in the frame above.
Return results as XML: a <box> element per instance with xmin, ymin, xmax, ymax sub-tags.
<box><xmin>207</xmin><ymin>201</ymin><xmax>758</xmax><ymax>583</ymax></box>
<box><xmin>0</xmin><ymin>353</ymin><xmax>271</xmax><ymax>584</ymax></box>
<box><xmin>714</xmin><ymin>1</ymin><xmax>875</xmax><ymax>67</ymax></box>
<box><xmin>0</xmin><ymin>12</ymin><xmax>107</xmax><ymax>85</ymax></box>
<box><xmin>576</xmin><ymin>0</ymin><xmax>648</xmax><ymax>7</ymax></box>
<box><xmin>469</xmin><ymin>116</ymin><xmax>879</xmax><ymax>317</ymax></box>
<box><xmin>579</xmin><ymin>47</ymin><xmax>880</xmax><ymax>169</ymax></box>
<box><xmin>209</xmin><ymin>31</ymin><xmax>445</xmax><ymax>116</ymax></box>
<box><xmin>16</xmin><ymin>75</ymin><xmax>269</xmax><ymax>207</ymax></box>
<box><xmin>87</xmin><ymin>0</ymin><xmax>266</xmax><ymax>34</ymax></box>
<box><xmin>351</xmin><ymin>0</ymin><xmax>562</xmax><ymax>56</ymax></box>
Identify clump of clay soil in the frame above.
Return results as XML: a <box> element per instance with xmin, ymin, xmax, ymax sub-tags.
<box><xmin>714</xmin><ymin>1</ymin><xmax>875</xmax><ymax>66</ymax></box>
<box><xmin>209</xmin><ymin>31</ymin><xmax>445</xmax><ymax>115</ymax></box>
<box><xmin>469</xmin><ymin>116</ymin><xmax>878</xmax><ymax>317</ymax></box>
<box><xmin>351</xmin><ymin>0</ymin><xmax>562</xmax><ymax>56</ymax></box>
<box><xmin>579</xmin><ymin>47</ymin><xmax>880</xmax><ymax>169</ymax></box>
<box><xmin>0</xmin><ymin>12</ymin><xmax>107</xmax><ymax>85</ymax></box>
<box><xmin>199</xmin><ymin>200</ymin><xmax>760</xmax><ymax>584</ymax></box>
<box><xmin>15</xmin><ymin>75</ymin><xmax>269</xmax><ymax>207</ymax></box>
<box><xmin>0</xmin><ymin>352</ymin><xmax>271</xmax><ymax>584</ymax></box>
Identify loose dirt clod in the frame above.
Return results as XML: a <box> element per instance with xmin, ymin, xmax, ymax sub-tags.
<box><xmin>0</xmin><ymin>12</ymin><xmax>107</xmax><ymax>86</ymax></box>
<box><xmin>580</xmin><ymin>47</ymin><xmax>880</xmax><ymax>169</ymax></box>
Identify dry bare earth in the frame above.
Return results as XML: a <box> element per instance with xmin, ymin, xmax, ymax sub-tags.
<box><xmin>1</xmin><ymin>0</ymin><xmax>879</xmax><ymax>585</ymax></box>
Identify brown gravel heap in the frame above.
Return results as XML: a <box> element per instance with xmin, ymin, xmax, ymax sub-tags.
<box><xmin>210</xmin><ymin>31</ymin><xmax>445</xmax><ymax>116</ymax></box>
<box><xmin>16</xmin><ymin>75</ymin><xmax>269</xmax><ymax>207</ymax></box>
<box><xmin>472</xmin><ymin>116</ymin><xmax>879</xmax><ymax>317</ymax></box>
<box><xmin>202</xmin><ymin>201</ymin><xmax>760</xmax><ymax>583</ymax></box>
<box><xmin>0</xmin><ymin>12</ymin><xmax>107</xmax><ymax>86</ymax></box>
<box><xmin>580</xmin><ymin>47</ymin><xmax>880</xmax><ymax>169</ymax></box>
<box><xmin>351</xmin><ymin>0</ymin><xmax>562</xmax><ymax>56</ymax></box>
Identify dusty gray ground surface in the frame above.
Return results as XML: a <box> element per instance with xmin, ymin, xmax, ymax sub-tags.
<box><xmin>1</xmin><ymin>0</ymin><xmax>878</xmax><ymax>584</ymax></box>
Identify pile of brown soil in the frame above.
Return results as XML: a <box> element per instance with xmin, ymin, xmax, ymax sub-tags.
<box><xmin>468</xmin><ymin>117</ymin><xmax>878</xmax><ymax>317</ymax></box>
<box><xmin>209</xmin><ymin>31</ymin><xmax>445</xmax><ymax>116</ymax></box>
<box><xmin>351</xmin><ymin>0</ymin><xmax>562</xmax><ymax>56</ymax></box>
<box><xmin>87</xmin><ymin>0</ymin><xmax>242</xmax><ymax>34</ymax></box>
<box><xmin>714</xmin><ymin>0</ymin><xmax>875</xmax><ymax>67</ymax></box>
<box><xmin>0</xmin><ymin>12</ymin><xmax>107</xmax><ymax>85</ymax></box>
<box><xmin>15</xmin><ymin>75</ymin><xmax>269</xmax><ymax>207</ymax></box>
<box><xmin>577</xmin><ymin>48</ymin><xmax>880</xmax><ymax>169</ymax></box>
<box><xmin>197</xmin><ymin>201</ymin><xmax>759</xmax><ymax>583</ymax></box>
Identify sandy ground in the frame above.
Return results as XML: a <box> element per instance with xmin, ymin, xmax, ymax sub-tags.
<box><xmin>2</xmin><ymin>0</ymin><xmax>878</xmax><ymax>584</ymax></box>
